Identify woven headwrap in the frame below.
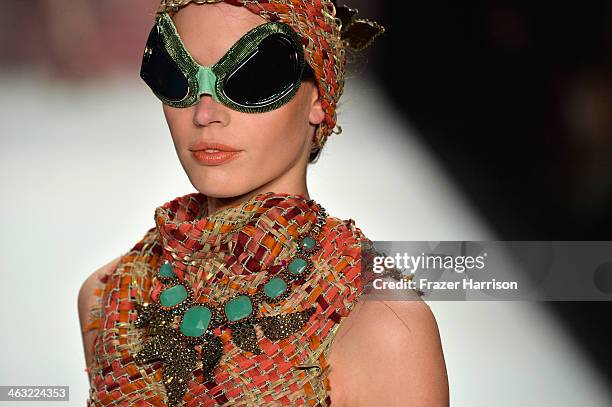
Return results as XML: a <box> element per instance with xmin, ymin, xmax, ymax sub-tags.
<box><xmin>157</xmin><ymin>0</ymin><xmax>384</xmax><ymax>155</ymax></box>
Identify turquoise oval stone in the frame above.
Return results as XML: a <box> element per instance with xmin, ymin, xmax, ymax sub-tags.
<box><xmin>180</xmin><ymin>306</ymin><xmax>212</xmax><ymax>337</ymax></box>
<box><xmin>224</xmin><ymin>295</ymin><xmax>253</xmax><ymax>322</ymax></box>
<box><xmin>160</xmin><ymin>284</ymin><xmax>188</xmax><ymax>307</ymax></box>
<box><xmin>264</xmin><ymin>277</ymin><xmax>288</xmax><ymax>298</ymax></box>
<box><xmin>288</xmin><ymin>258</ymin><xmax>308</xmax><ymax>275</ymax></box>
<box><xmin>159</xmin><ymin>263</ymin><xmax>176</xmax><ymax>278</ymax></box>
<box><xmin>301</xmin><ymin>236</ymin><xmax>316</xmax><ymax>251</ymax></box>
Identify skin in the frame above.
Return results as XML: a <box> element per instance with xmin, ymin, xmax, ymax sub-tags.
<box><xmin>326</xmin><ymin>288</ymin><xmax>449</xmax><ymax>406</ymax></box>
<box><xmin>79</xmin><ymin>3</ymin><xmax>449</xmax><ymax>405</ymax></box>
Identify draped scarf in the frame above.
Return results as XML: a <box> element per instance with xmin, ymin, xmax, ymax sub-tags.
<box><xmin>85</xmin><ymin>191</ymin><xmax>374</xmax><ymax>406</ymax></box>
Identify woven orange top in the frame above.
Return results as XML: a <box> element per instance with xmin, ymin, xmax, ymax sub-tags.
<box><xmin>84</xmin><ymin>191</ymin><xmax>377</xmax><ymax>406</ymax></box>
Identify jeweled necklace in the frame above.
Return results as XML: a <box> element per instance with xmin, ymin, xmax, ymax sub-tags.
<box><xmin>133</xmin><ymin>200</ymin><xmax>327</xmax><ymax>406</ymax></box>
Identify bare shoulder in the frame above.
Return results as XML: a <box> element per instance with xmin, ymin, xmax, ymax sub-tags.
<box><xmin>327</xmin><ymin>295</ymin><xmax>449</xmax><ymax>407</ymax></box>
<box><xmin>77</xmin><ymin>256</ymin><xmax>122</xmax><ymax>319</ymax></box>
<box><xmin>78</xmin><ymin>256</ymin><xmax>123</xmax><ymax>368</ymax></box>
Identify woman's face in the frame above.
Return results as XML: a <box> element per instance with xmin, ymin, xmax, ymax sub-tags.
<box><xmin>163</xmin><ymin>3</ymin><xmax>325</xmax><ymax>198</ymax></box>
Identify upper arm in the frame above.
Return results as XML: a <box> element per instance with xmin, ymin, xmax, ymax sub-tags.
<box><xmin>78</xmin><ymin>256</ymin><xmax>122</xmax><ymax>369</ymax></box>
<box><xmin>328</xmin><ymin>298</ymin><xmax>449</xmax><ymax>407</ymax></box>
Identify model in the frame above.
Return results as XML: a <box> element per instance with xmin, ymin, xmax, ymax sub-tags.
<box><xmin>78</xmin><ymin>0</ymin><xmax>449</xmax><ymax>405</ymax></box>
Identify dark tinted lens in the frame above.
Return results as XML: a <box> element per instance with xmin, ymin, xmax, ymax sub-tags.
<box><xmin>140</xmin><ymin>24</ymin><xmax>189</xmax><ymax>102</ymax></box>
<box><xmin>223</xmin><ymin>33</ymin><xmax>301</xmax><ymax>107</ymax></box>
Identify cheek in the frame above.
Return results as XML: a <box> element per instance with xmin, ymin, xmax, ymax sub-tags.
<box><xmin>163</xmin><ymin>105</ymin><xmax>193</xmax><ymax>149</ymax></box>
<box><xmin>244</xmin><ymin>97</ymin><xmax>311</xmax><ymax>159</ymax></box>
<box><xmin>242</xmin><ymin>110</ymin><xmax>306</xmax><ymax>166</ymax></box>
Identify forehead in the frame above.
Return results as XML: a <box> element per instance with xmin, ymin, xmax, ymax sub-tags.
<box><xmin>170</xmin><ymin>3</ymin><xmax>267</xmax><ymax>66</ymax></box>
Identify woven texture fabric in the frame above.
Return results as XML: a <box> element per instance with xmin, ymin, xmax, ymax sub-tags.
<box><xmin>85</xmin><ymin>191</ymin><xmax>375</xmax><ymax>406</ymax></box>
<box><xmin>159</xmin><ymin>0</ymin><xmax>345</xmax><ymax>153</ymax></box>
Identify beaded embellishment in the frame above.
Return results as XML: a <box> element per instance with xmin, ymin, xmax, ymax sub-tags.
<box><xmin>133</xmin><ymin>202</ymin><xmax>327</xmax><ymax>406</ymax></box>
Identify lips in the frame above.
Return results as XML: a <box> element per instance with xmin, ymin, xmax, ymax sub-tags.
<box><xmin>189</xmin><ymin>141</ymin><xmax>240</xmax><ymax>153</ymax></box>
<box><xmin>190</xmin><ymin>141</ymin><xmax>241</xmax><ymax>166</ymax></box>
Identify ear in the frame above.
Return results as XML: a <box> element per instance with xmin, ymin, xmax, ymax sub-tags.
<box><xmin>307</xmin><ymin>82</ymin><xmax>325</xmax><ymax>126</ymax></box>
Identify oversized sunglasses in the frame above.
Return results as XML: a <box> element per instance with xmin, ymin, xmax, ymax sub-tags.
<box><xmin>140</xmin><ymin>12</ymin><xmax>314</xmax><ymax>112</ymax></box>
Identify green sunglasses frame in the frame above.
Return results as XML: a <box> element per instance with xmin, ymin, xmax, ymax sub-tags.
<box><xmin>144</xmin><ymin>12</ymin><xmax>308</xmax><ymax>112</ymax></box>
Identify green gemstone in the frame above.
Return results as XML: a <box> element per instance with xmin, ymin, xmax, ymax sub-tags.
<box><xmin>301</xmin><ymin>236</ymin><xmax>316</xmax><ymax>251</ymax></box>
<box><xmin>180</xmin><ymin>306</ymin><xmax>212</xmax><ymax>337</ymax></box>
<box><xmin>288</xmin><ymin>258</ymin><xmax>308</xmax><ymax>275</ymax></box>
<box><xmin>224</xmin><ymin>295</ymin><xmax>253</xmax><ymax>322</ymax></box>
<box><xmin>159</xmin><ymin>263</ymin><xmax>176</xmax><ymax>278</ymax></box>
<box><xmin>160</xmin><ymin>284</ymin><xmax>188</xmax><ymax>307</ymax></box>
<box><xmin>264</xmin><ymin>277</ymin><xmax>288</xmax><ymax>298</ymax></box>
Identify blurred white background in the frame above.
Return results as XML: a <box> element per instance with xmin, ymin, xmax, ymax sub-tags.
<box><xmin>0</xmin><ymin>68</ymin><xmax>610</xmax><ymax>406</ymax></box>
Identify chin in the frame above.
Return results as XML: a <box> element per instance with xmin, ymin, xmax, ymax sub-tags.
<box><xmin>187</xmin><ymin>171</ymin><xmax>253</xmax><ymax>198</ymax></box>
<box><xmin>182</xmin><ymin>154</ymin><xmax>283</xmax><ymax>198</ymax></box>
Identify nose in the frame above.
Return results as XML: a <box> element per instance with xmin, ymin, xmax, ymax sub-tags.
<box><xmin>193</xmin><ymin>94</ymin><xmax>228</xmax><ymax>127</ymax></box>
